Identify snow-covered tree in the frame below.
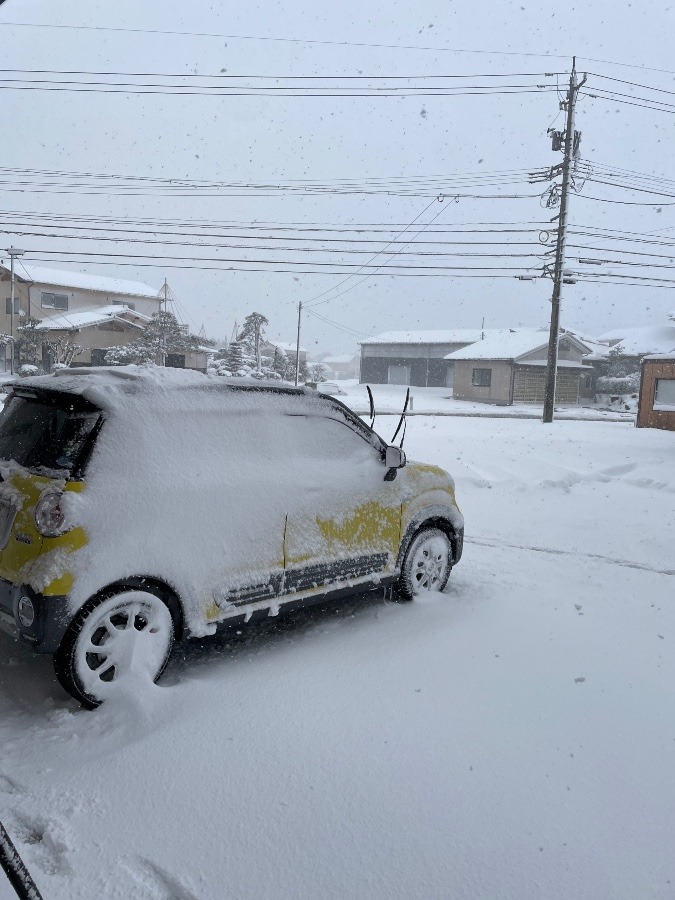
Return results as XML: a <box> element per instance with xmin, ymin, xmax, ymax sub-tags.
<box><xmin>225</xmin><ymin>340</ymin><xmax>247</xmax><ymax>374</ymax></box>
<box><xmin>238</xmin><ymin>312</ymin><xmax>268</xmax><ymax>372</ymax></box>
<box><xmin>105</xmin><ymin>311</ymin><xmax>200</xmax><ymax>366</ymax></box>
<box><xmin>47</xmin><ymin>336</ymin><xmax>83</xmax><ymax>368</ymax></box>
<box><xmin>15</xmin><ymin>317</ymin><xmax>43</xmax><ymax>367</ymax></box>
<box><xmin>307</xmin><ymin>363</ymin><xmax>330</xmax><ymax>383</ymax></box>
<box><xmin>272</xmin><ymin>347</ymin><xmax>288</xmax><ymax>379</ymax></box>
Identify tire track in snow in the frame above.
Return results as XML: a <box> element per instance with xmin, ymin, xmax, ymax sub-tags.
<box><xmin>466</xmin><ymin>536</ymin><xmax>675</xmax><ymax>577</ymax></box>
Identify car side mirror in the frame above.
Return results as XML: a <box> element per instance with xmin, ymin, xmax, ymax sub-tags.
<box><xmin>385</xmin><ymin>445</ymin><xmax>406</xmax><ymax>469</ymax></box>
<box><xmin>384</xmin><ymin>445</ymin><xmax>406</xmax><ymax>480</ymax></box>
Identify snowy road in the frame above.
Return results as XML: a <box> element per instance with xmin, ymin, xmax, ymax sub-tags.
<box><xmin>1</xmin><ymin>416</ymin><xmax>673</xmax><ymax>899</ymax></box>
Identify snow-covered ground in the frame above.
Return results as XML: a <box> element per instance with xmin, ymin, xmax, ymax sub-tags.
<box><xmin>1</xmin><ymin>415</ymin><xmax>673</xmax><ymax>899</ymax></box>
<box><xmin>330</xmin><ymin>379</ymin><xmax>636</xmax><ymax>421</ymax></box>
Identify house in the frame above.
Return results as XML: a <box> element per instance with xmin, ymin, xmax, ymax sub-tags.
<box><xmin>571</xmin><ymin>323</ymin><xmax>675</xmax><ymax>399</ymax></box>
<box><xmin>0</xmin><ymin>263</ymin><xmax>206</xmax><ymax>373</ymax></box>
<box><xmin>597</xmin><ymin>324</ymin><xmax>675</xmax><ymax>366</ymax></box>
<box><xmin>260</xmin><ymin>339</ymin><xmax>307</xmax><ymax>367</ymax></box>
<box><xmin>35</xmin><ymin>305</ymin><xmax>153</xmax><ymax>369</ymax></box>
<box><xmin>34</xmin><ymin>306</ymin><xmax>211</xmax><ymax>372</ymax></box>
<box><xmin>637</xmin><ymin>354</ymin><xmax>675</xmax><ymax>431</ymax></box>
<box><xmin>446</xmin><ymin>328</ymin><xmax>593</xmax><ymax>405</ymax></box>
<box><xmin>359</xmin><ymin>329</ymin><xmax>511</xmax><ymax>388</ymax></box>
<box><xmin>1</xmin><ymin>264</ymin><xmax>162</xmax><ymax>325</ymax></box>
<box><xmin>321</xmin><ymin>353</ymin><xmax>358</xmax><ymax>380</ymax></box>
<box><xmin>563</xmin><ymin>330</ymin><xmax>613</xmax><ymax>399</ymax></box>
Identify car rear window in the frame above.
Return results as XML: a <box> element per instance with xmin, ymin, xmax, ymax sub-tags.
<box><xmin>0</xmin><ymin>391</ymin><xmax>101</xmax><ymax>476</ymax></box>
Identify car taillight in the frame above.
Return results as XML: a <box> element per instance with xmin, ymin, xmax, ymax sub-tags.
<box><xmin>34</xmin><ymin>491</ymin><xmax>68</xmax><ymax>537</ymax></box>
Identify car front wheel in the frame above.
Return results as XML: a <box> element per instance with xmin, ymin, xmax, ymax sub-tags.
<box><xmin>54</xmin><ymin>588</ymin><xmax>176</xmax><ymax>709</ymax></box>
<box><xmin>397</xmin><ymin>527</ymin><xmax>452</xmax><ymax>600</ymax></box>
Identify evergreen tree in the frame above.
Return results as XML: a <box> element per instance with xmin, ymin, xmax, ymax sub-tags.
<box><xmin>15</xmin><ymin>317</ymin><xmax>44</xmax><ymax>367</ymax></box>
<box><xmin>272</xmin><ymin>347</ymin><xmax>288</xmax><ymax>379</ymax></box>
<box><xmin>105</xmin><ymin>311</ymin><xmax>200</xmax><ymax>366</ymax></box>
<box><xmin>238</xmin><ymin>312</ymin><xmax>268</xmax><ymax>371</ymax></box>
<box><xmin>226</xmin><ymin>340</ymin><xmax>246</xmax><ymax>373</ymax></box>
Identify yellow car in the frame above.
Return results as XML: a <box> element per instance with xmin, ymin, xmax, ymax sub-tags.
<box><xmin>0</xmin><ymin>368</ymin><xmax>463</xmax><ymax>708</ymax></box>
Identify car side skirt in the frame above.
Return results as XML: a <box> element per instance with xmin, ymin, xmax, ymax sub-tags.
<box><xmin>204</xmin><ymin>568</ymin><xmax>399</xmax><ymax>633</ymax></box>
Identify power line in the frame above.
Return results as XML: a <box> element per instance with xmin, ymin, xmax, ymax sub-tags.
<box><xmin>587</xmin><ymin>71</ymin><xmax>675</xmax><ymax>98</ymax></box>
<box><xmin>17</xmin><ymin>245</ymin><xmax>542</xmax><ymax>270</ymax></box>
<box><xmin>304</xmin><ymin>307</ymin><xmax>368</xmax><ymax>338</ymax></box>
<box><xmin>21</xmin><ymin>256</ymin><xmax>537</xmax><ymax>277</ymax></box>
<box><xmin>0</xmin><ymin>67</ymin><xmax>565</xmax><ymax>80</ymax></box>
<box><xmin>0</xmin><ymin>208</ymin><xmax>551</xmax><ymax>230</ymax></box>
<box><xmin>0</xmin><ymin>221</ymin><xmax>545</xmax><ymax>247</ymax></box>
<box><xmin>6</xmin><ymin>21</ymin><xmax>675</xmax><ymax>79</ymax></box>
<box><xmin>0</xmin><ymin>228</ymin><xmax>545</xmax><ymax>256</ymax></box>
<box><xmin>0</xmin><ymin>22</ymin><xmax>578</xmax><ymax>60</ymax></box>
<box><xmin>305</xmin><ymin>196</ymin><xmax>452</xmax><ymax>309</ymax></box>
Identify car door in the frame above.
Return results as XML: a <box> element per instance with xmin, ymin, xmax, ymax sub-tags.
<box><xmin>282</xmin><ymin>402</ymin><xmax>403</xmax><ymax>597</ymax></box>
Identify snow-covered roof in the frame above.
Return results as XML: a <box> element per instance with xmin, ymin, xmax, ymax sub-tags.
<box><xmin>35</xmin><ymin>305</ymin><xmax>152</xmax><ymax>331</ymax></box>
<box><xmin>322</xmin><ymin>354</ymin><xmax>356</xmax><ymax>364</ymax></box>
<box><xmin>597</xmin><ymin>325</ymin><xmax>675</xmax><ymax>357</ymax></box>
<box><xmin>360</xmin><ymin>329</ymin><xmax>506</xmax><ymax>346</ymax></box>
<box><xmin>644</xmin><ymin>352</ymin><xmax>675</xmax><ymax>361</ymax></box>
<box><xmin>445</xmin><ymin>328</ymin><xmax>557</xmax><ymax>360</ymax></box>
<box><xmin>7</xmin><ymin>264</ymin><xmax>161</xmax><ymax>300</ymax></box>
<box><xmin>264</xmin><ymin>340</ymin><xmax>307</xmax><ymax>353</ymax></box>
<box><xmin>563</xmin><ymin>330</ymin><xmax>612</xmax><ymax>361</ymax></box>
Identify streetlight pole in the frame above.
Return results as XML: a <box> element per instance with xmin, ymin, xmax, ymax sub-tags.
<box><xmin>6</xmin><ymin>248</ymin><xmax>24</xmax><ymax>376</ymax></box>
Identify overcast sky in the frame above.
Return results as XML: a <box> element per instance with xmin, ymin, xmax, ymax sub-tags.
<box><xmin>0</xmin><ymin>0</ymin><xmax>674</xmax><ymax>353</ymax></box>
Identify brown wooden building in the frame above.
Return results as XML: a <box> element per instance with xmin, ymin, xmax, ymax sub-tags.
<box><xmin>637</xmin><ymin>354</ymin><xmax>675</xmax><ymax>431</ymax></box>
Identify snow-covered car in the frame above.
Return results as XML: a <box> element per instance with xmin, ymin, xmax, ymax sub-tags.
<box><xmin>0</xmin><ymin>367</ymin><xmax>463</xmax><ymax>708</ymax></box>
<box><xmin>306</xmin><ymin>381</ymin><xmax>346</xmax><ymax>395</ymax></box>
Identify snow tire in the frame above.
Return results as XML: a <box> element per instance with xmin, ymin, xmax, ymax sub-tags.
<box><xmin>395</xmin><ymin>526</ymin><xmax>453</xmax><ymax>601</ymax></box>
<box><xmin>53</xmin><ymin>584</ymin><xmax>177</xmax><ymax>710</ymax></box>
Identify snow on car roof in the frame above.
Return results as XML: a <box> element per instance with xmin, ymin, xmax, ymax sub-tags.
<box><xmin>23</xmin><ymin>366</ymin><xmax>325</xmax><ymax>415</ymax></box>
<box><xmin>34</xmin><ymin>305</ymin><xmax>152</xmax><ymax>331</ymax></box>
<box><xmin>12</xmin><ymin>263</ymin><xmax>162</xmax><ymax>300</ymax></box>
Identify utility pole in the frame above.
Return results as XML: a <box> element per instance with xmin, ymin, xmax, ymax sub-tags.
<box><xmin>294</xmin><ymin>301</ymin><xmax>302</xmax><ymax>386</ymax></box>
<box><xmin>161</xmin><ymin>278</ymin><xmax>169</xmax><ymax>365</ymax></box>
<box><xmin>543</xmin><ymin>58</ymin><xmax>586</xmax><ymax>423</ymax></box>
<box><xmin>7</xmin><ymin>248</ymin><xmax>24</xmax><ymax>376</ymax></box>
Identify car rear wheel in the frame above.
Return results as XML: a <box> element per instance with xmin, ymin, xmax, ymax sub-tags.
<box><xmin>54</xmin><ymin>588</ymin><xmax>176</xmax><ymax>709</ymax></box>
<box><xmin>396</xmin><ymin>527</ymin><xmax>452</xmax><ymax>600</ymax></box>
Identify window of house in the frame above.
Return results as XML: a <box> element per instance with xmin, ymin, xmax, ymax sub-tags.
<box><xmin>654</xmin><ymin>378</ymin><xmax>675</xmax><ymax>409</ymax></box>
<box><xmin>112</xmin><ymin>300</ymin><xmax>135</xmax><ymax>310</ymax></box>
<box><xmin>166</xmin><ymin>353</ymin><xmax>186</xmax><ymax>368</ymax></box>
<box><xmin>472</xmin><ymin>367</ymin><xmax>492</xmax><ymax>387</ymax></box>
<box><xmin>559</xmin><ymin>339</ymin><xmax>571</xmax><ymax>352</ymax></box>
<box><xmin>41</xmin><ymin>292</ymin><xmax>69</xmax><ymax>311</ymax></box>
<box><xmin>5</xmin><ymin>297</ymin><xmax>20</xmax><ymax>315</ymax></box>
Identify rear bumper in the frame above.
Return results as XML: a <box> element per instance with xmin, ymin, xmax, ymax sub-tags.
<box><xmin>0</xmin><ymin>579</ymin><xmax>70</xmax><ymax>654</ymax></box>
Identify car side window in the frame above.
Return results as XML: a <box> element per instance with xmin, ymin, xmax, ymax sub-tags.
<box><xmin>281</xmin><ymin>413</ymin><xmax>382</xmax><ymax>468</ymax></box>
<box><xmin>322</xmin><ymin>400</ymin><xmax>386</xmax><ymax>457</ymax></box>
